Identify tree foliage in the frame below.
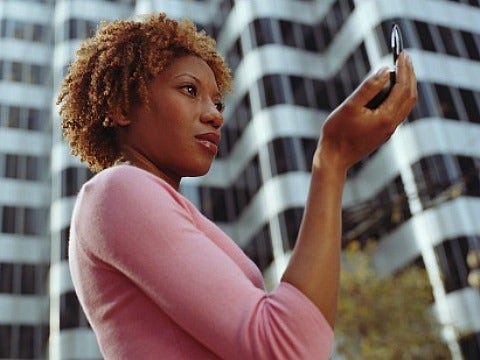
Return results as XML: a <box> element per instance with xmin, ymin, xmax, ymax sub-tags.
<box><xmin>335</xmin><ymin>242</ymin><xmax>451</xmax><ymax>359</ymax></box>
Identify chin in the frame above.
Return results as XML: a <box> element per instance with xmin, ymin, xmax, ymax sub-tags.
<box><xmin>183</xmin><ymin>163</ymin><xmax>213</xmax><ymax>178</ymax></box>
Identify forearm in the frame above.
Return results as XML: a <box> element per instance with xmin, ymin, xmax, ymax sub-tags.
<box><xmin>281</xmin><ymin>150</ymin><xmax>346</xmax><ymax>329</ymax></box>
<box><xmin>281</xmin><ymin>52</ymin><xmax>416</xmax><ymax>329</ymax></box>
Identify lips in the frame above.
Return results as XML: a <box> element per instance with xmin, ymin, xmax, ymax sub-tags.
<box><xmin>195</xmin><ymin>133</ymin><xmax>220</xmax><ymax>155</ymax></box>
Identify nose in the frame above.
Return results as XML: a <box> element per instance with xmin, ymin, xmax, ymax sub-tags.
<box><xmin>200</xmin><ymin>100</ymin><xmax>223</xmax><ymax>129</ymax></box>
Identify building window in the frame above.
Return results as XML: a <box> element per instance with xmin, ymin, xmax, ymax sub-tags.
<box><xmin>244</xmin><ymin>225</ymin><xmax>273</xmax><ymax>273</ymax></box>
<box><xmin>409</xmin><ymin>82</ymin><xmax>437</xmax><ymax>121</ymax></box>
<box><xmin>2</xmin><ymin>61</ymin><xmax>46</xmax><ymax>85</ymax></box>
<box><xmin>300</xmin><ymin>23</ymin><xmax>319</xmax><ymax>52</ymax></box>
<box><xmin>1</xmin><ymin>206</ymin><xmax>16</xmax><ymax>234</ymax></box>
<box><xmin>315</xmin><ymin>21</ymin><xmax>332</xmax><ymax>49</ymax></box>
<box><xmin>200</xmin><ymin>186</ymin><xmax>229</xmax><ymax>222</ymax></box>
<box><xmin>0</xmin><ymin>19</ymin><xmax>47</xmax><ymax>42</ymax></box>
<box><xmin>280</xmin><ymin>207</ymin><xmax>303</xmax><ymax>250</ymax></box>
<box><xmin>411</xmin><ymin>20</ymin><xmax>480</xmax><ymax>61</ymax></box>
<box><xmin>198</xmin><ymin>158</ymin><xmax>262</xmax><ymax>221</ymax></box>
<box><xmin>5</xmin><ymin>154</ymin><xmax>18</xmax><ymax>178</ymax></box>
<box><xmin>24</xmin><ymin>208</ymin><xmax>43</xmax><ymax>235</ymax></box>
<box><xmin>438</xmin><ymin>25</ymin><xmax>461</xmax><ymax>57</ymax></box>
<box><xmin>2</xmin><ymin>153</ymin><xmax>47</xmax><ymax>180</ymax></box>
<box><xmin>29</xmin><ymin>64</ymin><xmax>43</xmax><ymax>84</ymax></box>
<box><xmin>61</xmin><ymin>166</ymin><xmax>93</xmax><ymax>197</ymax></box>
<box><xmin>32</xmin><ymin>24</ymin><xmax>44</xmax><ymax>42</ymax></box>
<box><xmin>459</xmin><ymin>88</ymin><xmax>480</xmax><ymax>123</ymax></box>
<box><xmin>289</xmin><ymin>75</ymin><xmax>310</xmax><ymax>107</ymax></box>
<box><xmin>330</xmin><ymin>76</ymin><xmax>347</xmax><ymax>107</ymax></box>
<box><xmin>27</xmin><ymin>108</ymin><xmax>43</xmax><ymax>130</ymax></box>
<box><xmin>1</xmin><ymin>206</ymin><xmax>47</xmax><ymax>236</ymax></box>
<box><xmin>0</xmin><ymin>262</ymin><xmax>48</xmax><ymax>295</ymax></box>
<box><xmin>11</xmin><ymin>62</ymin><xmax>23</xmax><ymax>82</ymax></box>
<box><xmin>413</xmin><ymin>21</ymin><xmax>436</xmax><ymax>52</ymax></box>
<box><xmin>328</xmin><ymin>1</ymin><xmax>345</xmax><ymax>35</ymax></box>
<box><xmin>21</xmin><ymin>264</ymin><xmax>36</xmax><ymax>294</ymax></box>
<box><xmin>66</xmin><ymin>19</ymin><xmax>98</xmax><ymax>41</ymax></box>
<box><xmin>312</xmin><ymin>79</ymin><xmax>331</xmax><ymax>110</ymax></box>
<box><xmin>301</xmin><ymin>138</ymin><xmax>317</xmax><ymax>170</ymax></box>
<box><xmin>279</xmin><ymin>19</ymin><xmax>296</xmax><ymax>48</ymax></box>
<box><xmin>60</xmin><ymin>226</ymin><xmax>70</xmax><ymax>260</ymax></box>
<box><xmin>0</xmin><ymin>325</ymin><xmax>47</xmax><ymax>358</ymax></box>
<box><xmin>412</xmin><ymin>154</ymin><xmax>459</xmax><ymax>208</ymax></box>
<box><xmin>0</xmin><ymin>19</ymin><xmax>6</xmax><ymax>37</ymax></box>
<box><xmin>435</xmin><ymin>237</ymin><xmax>471</xmax><ymax>293</ymax></box>
<box><xmin>457</xmin><ymin>156</ymin><xmax>480</xmax><ymax>196</ymax></box>
<box><xmin>260</xmin><ymin>74</ymin><xmax>287</xmax><ymax>108</ymax></box>
<box><xmin>409</xmin><ymin>82</ymin><xmax>480</xmax><ymax>123</ymax></box>
<box><xmin>459</xmin><ymin>332</ymin><xmax>480</xmax><ymax>360</ymax></box>
<box><xmin>460</xmin><ymin>30</ymin><xmax>480</xmax><ymax>60</ymax></box>
<box><xmin>251</xmin><ymin>18</ymin><xmax>276</xmax><ymax>47</ymax></box>
<box><xmin>221</xmin><ymin>93</ymin><xmax>252</xmax><ymax>157</ymax></box>
<box><xmin>268</xmin><ymin>137</ymin><xmax>302</xmax><ymax>175</ymax></box>
<box><xmin>226</xmin><ymin>38</ymin><xmax>242</xmax><ymax>72</ymax></box>
<box><xmin>375</xmin><ymin>22</ymin><xmax>390</xmax><ymax>55</ymax></box>
<box><xmin>343</xmin><ymin>175</ymin><xmax>411</xmax><ymax>242</ymax></box>
<box><xmin>68</xmin><ymin>19</ymin><xmax>79</xmax><ymax>40</ymax></box>
<box><xmin>435</xmin><ymin>84</ymin><xmax>460</xmax><ymax>120</ymax></box>
<box><xmin>233</xmin><ymin>155</ymin><xmax>261</xmax><ymax>217</ymax></box>
<box><xmin>0</xmin><ymin>263</ymin><xmax>13</xmax><ymax>293</ymax></box>
<box><xmin>0</xmin><ymin>106</ymin><xmax>45</xmax><ymax>131</ymax></box>
<box><xmin>60</xmin><ymin>291</ymin><xmax>85</xmax><ymax>329</ymax></box>
<box><xmin>13</xmin><ymin>21</ymin><xmax>26</xmax><ymax>39</ymax></box>
<box><xmin>344</xmin><ymin>56</ymin><xmax>360</xmax><ymax>90</ymax></box>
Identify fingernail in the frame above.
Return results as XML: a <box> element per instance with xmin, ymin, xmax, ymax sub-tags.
<box><xmin>376</xmin><ymin>67</ymin><xmax>389</xmax><ymax>77</ymax></box>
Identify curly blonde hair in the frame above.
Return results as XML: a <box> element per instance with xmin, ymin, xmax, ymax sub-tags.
<box><xmin>57</xmin><ymin>13</ymin><xmax>232</xmax><ymax>172</ymax></box>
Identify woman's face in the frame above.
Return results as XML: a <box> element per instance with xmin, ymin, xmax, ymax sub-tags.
<box><xmin>119</xmin><ymin>55</ymin><xmax>224</xmax><ymax>189</ymax></box>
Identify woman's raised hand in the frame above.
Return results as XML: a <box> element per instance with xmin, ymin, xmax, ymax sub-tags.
<box><xmin>315</xmin><ymin>52</ymin><xmax>417</xmax><ymax>173</ymax></box>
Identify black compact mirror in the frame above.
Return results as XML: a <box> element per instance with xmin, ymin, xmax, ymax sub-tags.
<box><xmin>365</xmin><ymin>23</ymin><xmax>403</xmax><ymax>109</ymax></box>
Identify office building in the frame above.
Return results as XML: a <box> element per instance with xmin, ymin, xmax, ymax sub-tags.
<box><xmin>0</xmin><ymin>0</ymin><xmax>479</xmax><ymax>358</ymax></box>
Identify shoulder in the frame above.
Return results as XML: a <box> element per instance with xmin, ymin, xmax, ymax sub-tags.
<box><xmin>73</xmin><ymin>165</ymin><xmax>196</xmax><ymax>225</ymax></box>
<box><xmin>86</xmin><ymin>165</ymin><xmax>172</xmax><ymax>193</ymax></box>
<box><xmin>71</xmin><ymin>165</ymin><xmax>197</xmax><ymax>249</ymax></box>
<box><xmin>81</xmin><ymin>165</ymin><xmax>181</xmax><ymax>204</ymax></box>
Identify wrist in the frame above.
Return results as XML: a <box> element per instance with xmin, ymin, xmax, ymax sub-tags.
<box><xmin>311</xmin><ymin>146</ymin><xmax>348</xmax><ymax>182</ymax></box>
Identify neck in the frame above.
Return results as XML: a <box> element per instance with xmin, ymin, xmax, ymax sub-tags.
<box><xmin>119</xmin><ymin>145</ymin><xmax>181</xmax><ymax>191</ymax></box>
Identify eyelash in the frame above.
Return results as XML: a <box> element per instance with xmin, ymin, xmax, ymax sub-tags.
<box><xmin>181</xmin><ymin>84</ymin><xmax>225</xmax><ymax>113</ymax></box>
<box><xmin>183</xmin><ymin>84</ymin><xmax>197</xmax><ymax>97</ymax></box>
<box><xmin>215</xmin><ymin>102</ymin><xmax>225</xmax><ymax>113</ymax></box>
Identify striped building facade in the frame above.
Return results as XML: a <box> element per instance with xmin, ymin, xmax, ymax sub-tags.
<box><xmin>0</xmin><ymin>0</ymin><xmax>479</xmax><ymax>358</ymax></box>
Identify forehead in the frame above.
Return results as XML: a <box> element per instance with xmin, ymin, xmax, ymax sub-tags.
<box><xmin>160</xmin><ymin>55</ymin><xmax>218</xmax><ymax>88</ymax></box>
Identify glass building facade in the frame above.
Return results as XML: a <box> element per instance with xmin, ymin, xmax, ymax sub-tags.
<box><xmin>0</xmin><ymin>0</ymin><xmax>479</xmax><ymax>358</ymax></box>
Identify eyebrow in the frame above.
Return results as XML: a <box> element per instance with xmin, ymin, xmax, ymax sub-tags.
<box><xmin>173</xmin><ymin>72</ymin><xmax>221</xmax><ymax>98</ymax></box>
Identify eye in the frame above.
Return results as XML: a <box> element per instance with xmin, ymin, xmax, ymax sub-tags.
<box><xmin>182</xmin><ymin>84</ymin><xmax>197</xmax><ymax>97</ymax></box>
<box><xmin>215</xmin><ymin>101</ymin><xmax>225</xmax><ymax>113</ymax></box>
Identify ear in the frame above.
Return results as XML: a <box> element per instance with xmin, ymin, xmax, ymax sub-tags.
<box><xmin>109</xmin><ymin>110</ymin><xmax>131</xmax><ymax>127</ymax></box>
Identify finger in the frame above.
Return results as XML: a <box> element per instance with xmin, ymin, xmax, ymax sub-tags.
<box><xmin>383</xmin><ymin>52</ymin><xmax>417</xmax><ymax>121</ymax></box>
<box><xmin>395</xmin><ymin>53</ymin><xmax>418</xmax><ymax>119</ymax></box>
<box><xmin>382</xmin><ymin>52</ymin><xmax>408</xmax><ymax>106</ymax></box>
<box><xmin>400</xmin><ymin>54</ymin><xmax>418</xmax><ymax>114</ymax></box>
<box><xmin>348</xmin><ymin>67</ymin><xmax>391</xmax><ymax>107</ymax></box>
<box><xmin>394</xmin><ymin>51</ymin><xmax>411</xmax><ymax>88</ymax></box>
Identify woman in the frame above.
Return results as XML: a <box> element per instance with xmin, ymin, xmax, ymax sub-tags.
<box><xmin>58</xmin><ymin>13</ymin><xmax>417</xmax><ymax>359</ymax></box>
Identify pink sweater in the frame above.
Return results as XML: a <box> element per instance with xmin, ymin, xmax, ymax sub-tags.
<box><xmin>69</xmin><ymin>165</ymin><xmax>333</xmax><ymax>359</ymax></box>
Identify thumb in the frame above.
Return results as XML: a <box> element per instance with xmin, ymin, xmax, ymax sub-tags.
<box><xmin>349</xmin><ymin>67</ymin><xmax>391</xmax><ymax>107</ymax></box>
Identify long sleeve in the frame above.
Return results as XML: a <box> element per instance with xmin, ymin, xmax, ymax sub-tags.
<box><xmin>69</xmin><ymin>165</ymin><xmax>333</xmax><ymax>359</ymax></box>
